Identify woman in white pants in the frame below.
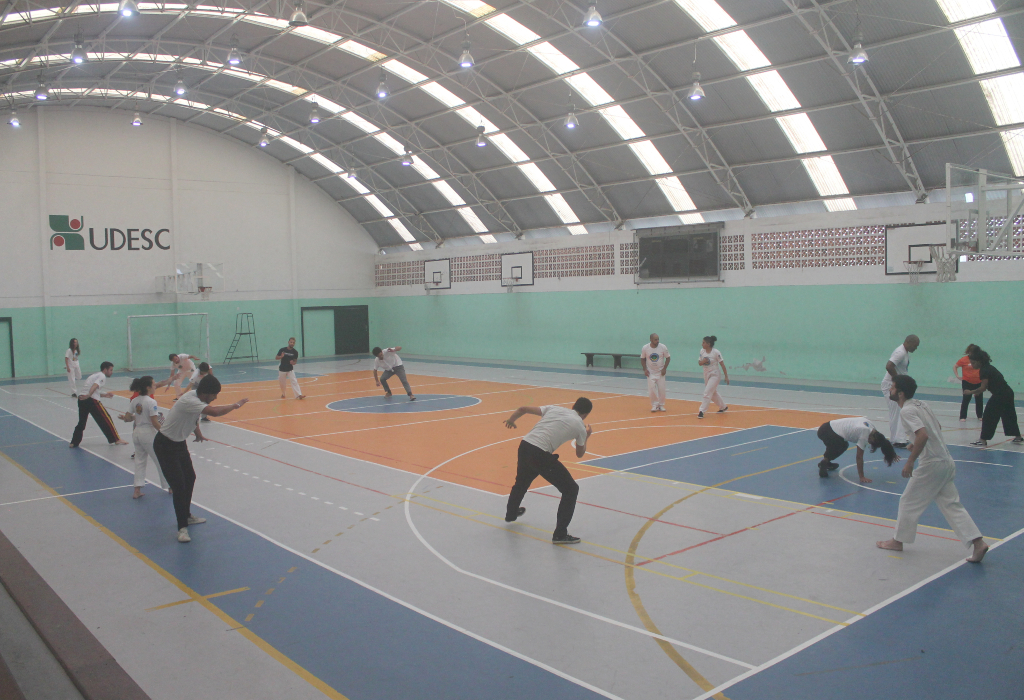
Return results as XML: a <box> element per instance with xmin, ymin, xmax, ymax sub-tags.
<box><xmin>697</xmin><ymin>335</ymin><xmax>729</xmax><ymax>419</ymax></box>
<box><xmin>65</xmin><ymin>338</ymin><xmax>81</xmax><ymax>396</ymax></box>
<box><xmin>121</xmin><ymin>376</ymin><xmax>169</xmax><ymax>499</ymax></box>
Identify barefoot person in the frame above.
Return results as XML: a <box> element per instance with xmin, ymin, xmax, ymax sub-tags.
<box><xmin>963</xmin><ymin>347</ymin><xmax>1022</xmax><ymax>447</ymax></box>
<box><xmin>697</xmin><ymin>336</ymin><xmax>728</xmax><ymax>418</ymax></box>
<box><xmin>503</xmin><ymin>398</ymin><xmax>593</xmax><ymax>544</ymax></box>
<box><xmin>641</xmin><ymin>333</ymin><xmax>670</xmax><ymax>413</ymax></box>
<box><xmin>166</xmin><ymin>352</ymin><xmax>201</xmax><ymax>398</ymax></box>
<box><xmin>815</xmin><ymin>417</ymin><xmax>899</xmax><ymax>481</ymax></box>
<box><xmin>120</xmin><ymin>376</ymin><xmax>170</xmax><ymax>499</ymax></box>
<box><xmin>881</xmin><ymin>335</ymin><xmax>919</xmax><ymax>448</ymax></box>
<box><xmin>372</xmin><ymin>346</ymin><xmax>415</xmax><ymax>400</ymax></box>
<box><xmin>276</xmin><ymin>338</ymin><xmax>305</xmax><ymax>400</ymax></box>
<box><xmin>187</xmin><ymin>362</ymin><xmax>216</xmax><ymax>421</ymax></box>
<box><xmin>70</xmin><ymin>362</ymin><xmax>128</xmax><ymax>448</ymax></box>
<box><xmin>877</xmin><ymin>375</ymin><xmax>989</xmax><ymax>563</ymax></box>
<box><xmin>153</xmin><ymin>375</ymin><xmax>249</xmax><ymax>543</ymax></box>
<box><xmin>65</xmin><ymin>338</ymin><xmax>81</xmax><ymax>397</ymax></box>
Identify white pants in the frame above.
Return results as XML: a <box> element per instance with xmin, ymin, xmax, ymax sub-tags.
<box><xmin>700</xmin><ymin>375</ymin><xmax>727</xmax><ymax>413</ymax></box>
<box><xmin>66</xmin><ymin>363</ymin><xmax>81</xmax><ymax>394</ymax></box>
<box><xmin>884</xmin><ymin>389</ymin><xmax>905</xmax><ymax>443</ymax></box>
<box><xmin>279</xmin><ymin>370</ymin><xmax>302</xmax><ymax>398</ymax></box>
<box><xmin>132</xmin><ymin>425</ymin><xmax>169</xmax><ymax>490</ymax></box>
<box><xmin>894</xmin><ymin>460</ymin><xmax>981</xmax><ymax>547</ymax></box>
<box><xmin>647</xmin><ymin>375</ymin><xmax>666</xmax><ymax>409</ymax></box>
<box><xmin>172</xmin><ymin>370</ymin><xmax>191</xmax><ymax>394</ymax></box>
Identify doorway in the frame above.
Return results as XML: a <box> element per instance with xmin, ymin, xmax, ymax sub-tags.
<box><xmin>300</xmin><ymin>306</ymin><xmax>369</xmax><ymax>357</ymax></box>
<box><xmin>0</xmin><ymin>318</ymin><xmax>13</xmax><ymax>378</ymax></box>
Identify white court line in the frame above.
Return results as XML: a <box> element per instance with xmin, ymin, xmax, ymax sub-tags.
<box><xmin>613</xmin><ymin>428</ymin><xmax>808</xmax><ymax>475</ymax></box>
<box><xmin>690</xmin><ymin>524</ymin><xmax>1024</xmax><ymax>700</ymax></box>
<box><xmin>0</xmin><ymin>484</ymin><xmax>134</xmax><ymax>506</ymax></box>
<box><xmin>402</xmin><ymin>437</ymin><xmax>757</xmax><ymax>671</ymax></box>
<box><xmin>0</xmin><ymin>407</ymin><xmax>626</xmax><ymax>700</ymax></box>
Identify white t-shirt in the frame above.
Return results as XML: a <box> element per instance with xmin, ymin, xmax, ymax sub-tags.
<box><xmin>523</xmin><ymin>405</ymin><xmax>588</xmax><ymax>454</ymax></box>
<box><xmin>159</xmin><ymin>391</ymin><xmax>207</xmax><ymax>442</ymax></box>
<box><xmin>700</xmin><ymin>348</ymin><xmax>724</xmax><ymax>380</ymax></box>
<box><xmin>373</xmin><ymin>348</ymin><xmax>403</xmax><ymax>372</ymax></box>
<box><xmin>881</xmin><ymin>344</ymin><xmax>910</xmax><ymax>389</ymax></box>
<box><xmin>190</xmin><ymin>365</ymin><xmax>211</xmax><ymax>385</ymax></box>
<box><xmin>130</xmin><ymin>395</ymin><xmax>160</xmax><ymax>430</ymax></box>
<box><xmin>83</xmin><ymin>372</ymin><xmax>106</xmax><ymax>400</ymax></box>
<box><xmin>641</xmin><ymin>343</ymin><xmax>670</xmax><ymax>375</ymax></box>
<box><xmin>900</xmin><ymin>399</ymin><xmax>953</xmax><ymax>467</ymax></box>
<box><xmin>173</xmin><ymin>354</ymin><xmax>195</xmax><ymax>374</ymax></box>
<box><xmin>65</xmin><ymin>348</ymin><xmax>80</xmax><ymax>366</ymax></box>
<box><xmin>829</xmin><ymin>417</ymin><xmax>875</xmax><ymax>451</ymax></box>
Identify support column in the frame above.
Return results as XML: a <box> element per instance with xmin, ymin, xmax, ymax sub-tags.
<box><xmin>288</xmin><ymin>166</ymin><xmax>301</xmax><ymax>348</ymax></box>
<box><xmin>170</xmin><ymin>119</ymin><xmax>181</xmax><ymax>316</ymax></box>
<box><xmin>36</xmin><ymin>108</ymin><xmax>53</xmax><ymax>376</ymax></box>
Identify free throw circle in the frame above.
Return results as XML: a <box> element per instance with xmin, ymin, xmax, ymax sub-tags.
<box><xmin>327</xmin><ymin>394</ymin><xmax>480</xmax><ymax>414</ymax></box>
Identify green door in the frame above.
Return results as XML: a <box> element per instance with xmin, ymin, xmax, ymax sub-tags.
<box><xmin>301</xmin><ymin>309</ymin><xmax>336</xmax><ymax>357</ymax></box>
<box><xmin>0</xmin><ymin>319</ymin><xmax>12</xmax><ymax>378</ymax></box>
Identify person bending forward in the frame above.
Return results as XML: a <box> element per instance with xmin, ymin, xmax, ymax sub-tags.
<box><xmin>503</xmin><ymin>398</ymin><xmax>593</xmax><ymax>544</ymax></box>
<box><xmin>70</xmin><ymin>362</ymin><xmax>127</xmax><ymax>448</ymax></box>
<box><xmin>815</xmin><ymin>416</ymin><xmax>898</xmax><ymax>481</ymax></box>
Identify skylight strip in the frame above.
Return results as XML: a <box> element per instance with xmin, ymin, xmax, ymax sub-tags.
<box><xmin>374</xmin><ymin>132</ymin><xmax>407</xmax><ymax>155</ymax></box>
<box><xmin>979</xmin><ymin>74</ymin><xmax>1024</xmax><ymax>125</ymax></box>
<box><xmin>366</xmin><ymin>195</ymin><xmax>395</xmax><ymax>218</ymax></box>
<box><xmin>745</xmin><ymin>71</ymin><xmax>801</xmax><ymax>112</ymax></box>
<box><xmin>528</xmin><ymin>42</ymin><xmax>581</xmax><ymax>75</ymax></box>
<box><xmin>302</xmin><ymin>94</ymin><xmax>346</xmax><ymax>114</ymax></box>
<box><xmin>342</xmin><ymin>111</ymin><xmax>380</xmax><ymax>134</ymax></box>
<box><xmin>422</xmin><ymin>82</ymin><xmax>467</xmax><ymax>108</ymax></box>
<box><xmin>455</xmin><ymin>106</ymin><xmax>498</xmax><ymax>132</ymax></box>
<box><xmin>433</xmin><ymin>181</ymin><xmax>467</xmax><ymax>206</ymax></box>
<box><xmin>802</xmin><ymin>156</ymin><xmax>850</xmax><ymax>197</ymax></box>
<box><xmin>567</xmin><ymin>225</ymin><xmax>588</xmax><ymax>235</ymax></box>
<box><xmin>384</xmin><ymin>59</ymin><xmax>429</xmax><ymax>85</ymax></box>
<box><xmin>278</xmin><ymin>136</ymin><xmax>314</xmax><ymax>154</ymax></box>
<box><xmin>656</xmin><ymin>177</ymin><xmax>698</xmax><ymax>212</ymax></box>
<box><xmin>630</xmin><ymin>141</ymin><xmax>674</xmax><ymax>175</ymax></box>
<box><xmin>544</xmin><ymin>194</ymin><xmax>582</xmax><ymax>224</ymax></box>
<box><xmin>566</xmin><ymin>73</ymin><xmax>614</xmax><ymax>106</ymax></box>
<box><xmin>412</xmin><ymin>157</ymin><xmax>442</xmax><ymax>181</ymax></box>
<box><xmin>824</xmin><ymin>198</ymin><xmax>857</xmax><ymax>212</ymax></box>
<box><xmin>311</xmin><ymin>153</ymin><xmax>343</xmax><ymax>173</ymax></box>
<box><xmin>776</xmin><ymin>114</ymin><xmax>827</xmax><ymax>153</ymax></box>
<box><xmin>670</xmin><ymin>0</ymin><xmax>736</xmax><ymax>32</ymax></box>
<box><xmin>292</xmin><ymin>25</ymin><xmax>345</xmax><ymax>46</ymax></box>
<box><xmin>440</xmin><ymin>0</ymin><xmax>495</xmax><ymax>19</ymax></box>
<box><xmin>387</xmin><ymin>218</ymin><xmax>417</xmax><ymax>242</ymax></box>
<box><xmin>934</xmin><ymin>0</ymin><xmax>995</xmax><ymax>23</ymax></box>
<box><xmin>713</xmin><ymin>31</ymin><xmax>771</xmax><ymax>71</ymax></box>
<box><xmin>457</xmin><ymin>207</ymin><xmax>489</xmax><ymax>233</ymax></box>
<box><xmin>490</xmin><ymin>134</ymin><xmax>530</xmax><ymax>163</ymax></box>
<box><xmin>338</xmin><ymin>40</ymin><xmax>387</xmax><ymax>62</ymax></box>
<box><xmin>479</xmin><ymin>234</ymin><xmax>498</xmax><ymax>243</ymax></box>
<box><xmin>518</xmin><ymin>163</ymin><xmax>557</xmax><ymax>192</ymax></box>
<box><xmin>341</xmin><ymin>176</ymin><xmax>371</xmax><ymax>195</ymax></box>
<box><xmin>600</xmin><ymin>106</ymin><xmax>646</xmax><ymax>140</ymax></box>
<box><xmin>953</xmin><ymin>19</ymin><xmax>1020</xmax><ymax>75</ymax></box>
<box><xmin>484</xmin><ymin>13</ymin><xmax>540</xmax><ymax>44</ymax></box>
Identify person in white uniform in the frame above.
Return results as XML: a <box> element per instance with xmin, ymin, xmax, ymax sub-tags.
<box><xmin>120</xmin><ymin>376</ymin><xmax>170</xmax><ymax>499</ymax></box>
<box><xmin>65</xmin><ymin>338</ymin><xmax>81</xmax><ymax>396</ymax></box>
<box><xmin>880</xmin><ymin>335</ymin><xmax>919</xmax><ymax>448</ymax></box>
<box><xmin>641</xmin><ymin>333</ymin><xmax>670</xmax><ymax>412</ymax></box>
<box><xmin>877</xmin><ymin>375</ymin><xmax>989</xmax><ymax>563</ymax></box>
<box><xmin>187</xmin><ymin>362</ymin><xmax>215</xmax><ymax>422</ymax></box>
<box><xmin>503</xmin><ymin>398</ymin><xmax>593</xmax><ymax>544</ymax></box>
<box><xmin>166</xmin><ymin>352</ymin><xmax>201</xmax><ymax>398</ymax></box>
<box><xmin>815</xmin><ymin>416</ymin><xmax>899</xmax><ymax>481</ymax></box>
<box><xmin>372</xmin><ymin>346</ymin><xmax>415</xmax><ymax>400</ymax></box>
<box><xmin>697</xmin><ymin>336</ymin><xmax>728</xmax><ymax>418</ymax></box>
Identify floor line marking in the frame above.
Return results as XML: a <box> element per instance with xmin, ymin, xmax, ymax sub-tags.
<box><xmin>145</xmin><ymin>586</ymin><xmax>251</xmax><ymax>612</ymax></box>
<box><xmin>0</xmin><ymin>484</ymin><xmax>134</xmax><ymax>506</ymax></box>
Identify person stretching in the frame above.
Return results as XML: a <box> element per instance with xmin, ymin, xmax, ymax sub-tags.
<box><xmin>964</xmin><ymin>347</ymin><xmax>1022</xmax><ymax>447</ymax></box>
<box><xmin>954</xmin><ymin>344</ymin><xmax>984</xmax><ymax>422</ymax></box>
<box><xmin>503</xmin><ymin>398</ymin><xmax>593</xmax><ymax>544</ymax></box>
<box><xmin>815</xmin><ymin>417</ymin><xmax>899</xmax><ymax>481</ymax></box>
<box><xmin>70</xmin><ymin>362</ymin><xmax>127</xmax><ymax>448</ymax></box>
<box><xmin>372</xmin><ymin>346</ymin><xmax>415</xmax><ymax>400</ymax></box>
<box><xmin>120</xmin><ymin>376</ymin><xmax>170</xmax><ymax>499</ymax></box>
<box><xmin>187</xmin><ymin>362</ymin><xmax>215</xmax><ymax>421</ymax></box>
<box><xmin>697</xmin><ymin>336</ymin><xmax>728</xmax><ymax>418</ymax></box>
<box><xmin>166</xmin><ymin>352</ymin><xmax>201</xmax><ymax>398</ymax></box>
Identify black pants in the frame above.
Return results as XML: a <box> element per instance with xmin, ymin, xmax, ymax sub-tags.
<box><xmin>506</xmin><ymin>441</ymin><xmax>579</xmax><ymax>537</ymax></box>
<box><xmin>153</xmin><ymin>432</ymin><xmax>197</xmax><ymax>530</ymax></box>
<box><xmin>71</xmin><ymin>398</ymin><xmax>120</xmax><ymax>446</ymax></box>
<box><xmin>980</xmin><ymin>391</ymin><xmax>1021</xmax><ymax>441</ymax></box>
<box><xmin>960</xmin><ymin>381</ymin><xmax>984</xmax><ymax>419</ymax></box>
<box><xmin>816</xmin><ymin>422</ymin><xmax>849</xmax><ymax>462</ymax></box>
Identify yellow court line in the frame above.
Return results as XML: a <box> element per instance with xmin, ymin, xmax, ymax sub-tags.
<box><xmin>0</xmin><ymin>449</ymin><xmax>351</xmax><ymax>700</ymax></box>
<box><xmin>146</xmin><ymin>586</ymin><xmax>251</xmax><ymax>612</ymax></box>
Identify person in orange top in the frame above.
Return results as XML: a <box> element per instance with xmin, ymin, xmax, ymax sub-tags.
<box><xmin>955</xmin><ymin>343</ymin><xmax>984</xmax><ymax>422</ymax></box>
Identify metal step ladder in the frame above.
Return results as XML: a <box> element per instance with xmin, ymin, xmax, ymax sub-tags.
<box><xmin>224</xmin><ymin>313</ymin><xmax>259</xmax><ymax>364</ymax></box>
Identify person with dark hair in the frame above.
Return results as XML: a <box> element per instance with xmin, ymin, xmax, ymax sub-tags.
<box><xmin>815</xmin><ymin>417</ymin><xmax>899</xmax><ymax>481</ymax></box>
<box><xmin>964</xmin><ymin>348</ymin><xmax>1022</xmax><ymax>447</ymax></box>
<box><xmin>641</xmin><ymin>333</ymin><xmax>671</xmax><ymax>412</ymax></box>
<box><xmin>65</xmin><ymin>338</ymin><xmax>81</xmax><ymax>397</ymax></box>
<box><xmin>120</xmin><ymin>376</ymin><xmax>169</xmax><ymax>499</ymax></box>
<box><xmin>153</xmin><ymin>374</ymin><xmax>249</xmax><ymax>543</ymax></box>
<box><xmin>70</xmin><ymin>361</ymin><xmax>127</xmax><ymax>448</ymax></box>
<box><xmin>880</xmin><ymin>335</ymin><xmax>920</xmax><ymax>448</ymax></box>
<box><xmin>276</xmin><ymin>337</ymin><xmax>306</xmax><ymax>400</ymax></box>
<box><xmin>188</xmin><ymin>362</ymin><xmax>215</xmax><ymax>421</ymax></box>
<box><xmin>697</xmin><ymin>336</ymin><xmax>728</xmax><ymax>419</ymax></box>
<box><xmin>954</xmin><ymin>344</ymin><xmax>984</xmax><ymax>422</ymax></box>
<box><xmin>877</xmin><ymin>375</ymin><xmax>989</xmax><ymax>563</ymax></box>
<box><xmin>502</xmin><ymin>397</ymin><xmax>594</xmax><ymax>544</ymax></box>
<box><xmin>372</xmin><ymin>345</ymin><xmax>415</xmax><ymax>400</ymax></box>
<box><xmin>166</xmin><ymin>352</ymin><xmax>201</xmax><ymax>399</ymax></box>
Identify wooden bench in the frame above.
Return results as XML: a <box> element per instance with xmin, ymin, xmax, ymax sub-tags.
<box><xmin>582</xmin><ymin>352</ymin><xmax>641</xmax><ymax>369</ymax></box>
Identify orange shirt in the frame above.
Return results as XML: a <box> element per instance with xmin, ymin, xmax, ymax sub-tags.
<box><xmin>956</xmin><ymin>356</ymin><xmax>980</xmax><ymax>383</ymax></box>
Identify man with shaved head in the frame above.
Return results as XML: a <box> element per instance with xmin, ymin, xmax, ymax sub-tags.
<box><xmin>881</xmin><ymin>334</ymin><xmax>920</xmax><ymax>448</ymax></box>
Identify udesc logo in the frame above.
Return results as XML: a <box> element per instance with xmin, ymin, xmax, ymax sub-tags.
<box><xmin>49</xmin><ymin>214</ymin><xmax>170</xmax><ymax>252</ymax></box>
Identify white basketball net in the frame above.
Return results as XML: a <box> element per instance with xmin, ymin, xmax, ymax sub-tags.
<box><xmin>929</xmin><ymin>245</ymin><xmax>958</xmax><ymax>283</ymax></box>
<box><xmin>903</xmin><ymin>260</ymin><xmax>924</xmax><ymax>284</ymax></box>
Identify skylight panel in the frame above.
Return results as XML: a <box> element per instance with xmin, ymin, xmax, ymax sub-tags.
<box><xmin>422</xmin><ymin>82</ymin><xmax>466</xmax><ymax>108</ymax></box>
<box><xmin>656</xmin><ymin>177</ymin><xmax>697</xmax><ymax>212</ymax></box>
<box><xmin>339</xmin><ymin>41</ymin><xmax>387</xmax><ymax>62</ymax></box>
<box><xmin>630</xmin><ymin>141</ymin><xmax>673</xmax><ymax>175</ymax></box>
<box><xmin>776</xmin><ymin>114</ymin><xmax>827</xmax><ymax>154</ymax></box>
<box><xmin>441</xmin><ymin>0</ymin><xmax>495</xmax><ymax>18</ymax></box>
<box><xmin>479</xmin><ymin>234</ymin><xmax>498</xmax><ymax>243</ymax></box>
<box><xmin>409</xmin><ymin>243</ymin><xmax>424</xmax><ymax>250</ymax></box>
<box><xmin>714</xmin><ymin>31</ymin><xmax>771</xmax><ymax>71</ymax></box>
<box><xmin>342</xmin><ymin>111</ymin><xmax>379</xmax><ymax>133</ymax></box>
<box><xmin>518</xmin><ymin>163</ymin><xmax>556</xmax><ymax>192</ymax></box>
<box><xmin>413</xmin><ymin>158</ymin><xmax>442</xmax><ymax>181</ymax></box>
<box><xmin>387</xmin><ymin>218</ymin><xmax>416</xmax><ymax>242</ymax></box>
<box><xmin>802</xmin><ymin>156</ymin><xmax>850</xmax><ymax>197</ymax></box>
<box><xmin>953</xmin><ymin>19</ymin><xmax>1020</xmax><ymax>74</ymax></box>
<box><xmin>303</xmin><ymin>94</ymin><xmax>345</xmax><ymax>114</ymax></box>
<box><xmin>458</xmin><ymin>207</ymin><xmax>489</xmax><ymax>233</ymax></box>
<box><xmin>278</xmin><ymin>136</ymin><xmax>314</xmax><ymax>154</ymax></box>
<box><xmin>567</xmin><ymin>225</ymin><xmax>588</xmax><ymax>235</ymax></box>
<box><xmin>671</xmin><ymin>0</ymin><xmax>736</xmax><ymax>32</ymax></box>
<box><xmin>223</xmin><ymin>68</ymin><xmax>262</xmax><ymax>83</ymax></box>
<box><xmin>484</xmin><ymin>14</ymin><xmax>540</xmax><ymax>45</ymax></box>
<box><xmin>980</xmin><ymin>74</ymin><xmax>1024</xmax><ymax>125</ymax></box>
<box><xmin>341</xmin><ymin>176</ymin><xmax>371</xmax><ymax>195</ymax></box>
<box><xmin>433</xmin><ymin>181</ymin><xmax>467</xmax><ymax>205</ymax></box>
<box><xmin>599</xmin><ymin>106</ymin><xmax>646</xmax><ymax>140</ymax></box>
<box><xmin>490</xmin><ymin>134</ymin><xmax>530</xmax><ymax>163</ymax></box>
<box><xmin>292</xmin><ymin>26</ymin><xmax>344</xmax><ymax>45</ymax></box>
<box><xmin>455</xmin><ymin>106</ymin><xmax>498</xmax><ymax>132</ymax></box>
<box><xmin>746</xmin><ymin>71</ymin><xmax>801</xmax><ymax>112</ymax></box>
<box><xmin>1000</xmin><ymin>129</ymin><xmax>1024</xmax><ymax>176</ymax></box>
<box><xmin>544</xmin><ymin>194</ymin><xmax>582</xmax><ymax>223</ymax></box>
<box><xmin>528</xmin><ymin>43</ymin><xmax>580</xmax><ymax>75</ymax></box>
<box><xmin>265</xmin><ymin>79</ymin><xmax>307</xmax><ymax>96</ymax></box>
<box><xmin>311</xmin><ymin>154</ymin><xmax>343</xmax><ymax>174</ymax></box>
<box><xmin>566</xmin><ymin>73</ymin><xmax>613</xmax><ymax>106</ymax></box>
<box><xmin>934</xmin><ymin>0</ymin><xmax>995</xmax><ymax>23</ymax></box>
<box><xmin>366</xmin><ymin>195</ymin><xmax>395</xmax><ymax>218</ymax></box>
<box><xmin>384</xmin><ymin>59</ymin><xmax>429</xmax><ymax>85</ymax></box>
<box><xmin>374</xmin><ymin>132</ymin><xmax>407</xmax><ymax>155</ymax></box>
<box><xmin>824</xmin><ymin>198</ymin><xmax>857</xmax><ymax>212</ymax></box>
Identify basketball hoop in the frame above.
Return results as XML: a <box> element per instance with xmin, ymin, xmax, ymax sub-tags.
<box><xmin>198</xmin><ymin>286</ymin><xmax>212</xmax><ymax>301</ymax></box>
<box><xmin>903</xmin><ymin>260</ymin><xmax>924</xmax><ymax>284</ymax></box>
<box><xmin>929</xmin><ymin>245</ymin><xmax>958</xmax><ymax>283</ymax></box>
<box><xmin>424</xmin><ymin>281</ymin><xmax>441</xmax><ymax>294</ymax></box>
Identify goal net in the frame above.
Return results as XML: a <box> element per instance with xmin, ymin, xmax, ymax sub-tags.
<box><xmin>127</xmin><ymin>313</ymin><xmax>210</xmax><ymax>371</ymax></box>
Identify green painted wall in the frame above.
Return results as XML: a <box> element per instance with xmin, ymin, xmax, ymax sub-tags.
<box><xmin>301</xmin><ymin>309</ymin><xmax>336</xmax><ymax>357</ymax></box>
<box><xmin>372</xmin><ymin>282</ymin><xmax>1024</xmax><ymax>391</ymax></box>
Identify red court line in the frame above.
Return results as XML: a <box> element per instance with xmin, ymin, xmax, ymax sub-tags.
<box><xmin>533</xmin><ymin>491</ymin><xmax>721</xmax><ymax>536</ymax></box>
<box><xmin>811</xmin><ymin>510</ymin><xmax>961</xmax><ymax>542</ymax></box>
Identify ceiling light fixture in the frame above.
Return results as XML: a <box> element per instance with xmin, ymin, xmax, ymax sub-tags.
<box><xmin>227</xmin><ymin>38</ymin><xmax>242</xmax><ymax>66</ymax></box>
<box><xmin>475</xmin><ymin>124</ymin><xmax>486</xmax><ymax>147</ymax></box>
<box><xmin>174</xmin><ymin>76</ymin><xmax>187</xmax><ymax>96</ymax></box>
<box><xmin>564</xmin><ymin>106</ymin><xmax>578</xmax><ymax>129</ymax></box>
<box><xmin>687</xmin><ymin>71</ymin><xmax>705</xmax><ymax>101</ymax></box>
<box><xmin>71</xmin><ymin>33</ymin><xmax>87</xmax><ymax>64</ymax></box>
<box><xmin>376</xmin><ymin>69</ymin><xmax>389</xmax><ymax>99</ymax></box>
<box><xmin>582</xmin><ymin>4</ymin><xmax>602</xmax><ymax>27</ymax></box>
<box><xmin>848</xmin><ymin>33</ymin><xmax>868</xmax><ymax>64</ymax></box>
<box><xmin>259</xmin><ymin>127</ymin><xmax>270</xmax><ymax>147</ymax></box>
<box><xmin>309</xmin><ymin>102</ymin><xmax>320</xmax><ymax>124</ymax></box>
<box><xmin>401</xmin><ymin>150</ymin><xmax>413</xmax><ymax>166</ymax></box>
<box><xmin>131</xmin><ymin>111</ymin><xmax>142</xmax><ymax>126</ymax></box>
<box><xmin>8</xmin><ymin>110</ymin><xmax>19</xmax><ymax>127</ymax></box>
<box><xmin>118</xmin><ymin>0</ymin><xmax>139</xmax><ymax>17</ymax></box>
<box><xmin>289</xmin><ymin>1</ymin><xmax>308</xmax><ymax>27</ymax></box>
<box><xmin>458</xmin><ymin>40</ymin><xmax>474</xmax><ymax>69</ymax></box>
<box><xmin>35</xmin><ymin>76</ymin><xmax>49</xmax><ymax>100</ymax></box>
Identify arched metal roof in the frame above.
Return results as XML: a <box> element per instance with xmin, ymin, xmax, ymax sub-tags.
<box><xmin>2</xmin><ymin>0</ymin><xmax>1022</xmax><ymax>250</ymax></box>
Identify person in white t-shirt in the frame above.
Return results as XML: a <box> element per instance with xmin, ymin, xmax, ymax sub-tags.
<box><xmin>152</xmin><ymin>375</ymin><xmax>249</xmax><ymax>543</ymax></box>
<box><xmin>119</xmin><ymin>376</ymin><xmax>169</xmax><ymax>499</ymax></box>
<box><xmin>166</xmin><ymin>352</ymin><xmax>201</xmax><ymax>399</ymax></box>
<box><xmin>697</xmin><ymin>336</ymin><xmax>728</xmax><ymax>418</ymax></box>
<box><xmin>187</xmin><ymin>362</ymin><xmax>215</xmax><ymax>422</ymax></box>
<box><xmin>815</xmin><ymin>416</ymin><xmax>899</xmax><ymax>481</ymax></box>
<box><xmin>70</xmin><ymin>362</ymin><xmax>127</xmax><ymax>448</ymax></box>
<box><xmin>503</xmin><ymin>398</ymin><xmax>593</xmax><ymax>544</ymax></box>
<box><xmin>641</xmin><ymin>333</ymin><xmax>670</xmax><ymax>412</ymax></box>
<box><xmin>65</xmin><ymin>338</ymin><xmax>81</xmax><ymax>396</ymax></box>
<box><xmin>372</xmin><ymin>346</ymin><xmax>415</xmax><ymax>400</ymax></box>
<box><xmin>877</xmin><ymin>375</ymin><xmax>988</xmax><ymax>563</ymax></box>
<box><xmin>880</xmin><ymin>335</ymin><xmax>919</xmax><ymax>448</ymax></box>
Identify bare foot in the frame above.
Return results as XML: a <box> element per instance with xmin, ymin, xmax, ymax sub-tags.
<box><xmin>876</xmin><ymin>538</ymin><xmax>903</xmax><ymax>552</ymax></box>
<box><xmin>967</xmin><ymin>540</ymin><xmax>989</xmax><ymax>563</ymax></box>
<box><xmin>297</xmin><ymin>395</ymin><xmax>306</xmax><ymax>400</ymax></box>
<box><xmin>133</xmin><ymin>487</ymin><xmax>143</xmax><ymax>499</ymax></box>
<box><xmin>115</xmin><ymin>440</ymin><xmax>129</xmax><ymax>446</ymax></box>
<box><xmin>167</xmin><ymin>488</ymin><xmax>173</xmax><ymax>495</ymax></box>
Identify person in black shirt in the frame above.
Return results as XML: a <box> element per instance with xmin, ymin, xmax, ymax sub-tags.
<box><xmin>964</xmin><ymin>348</ymin><xmax>1021</xmax><ymax>446</ymax></box>
<box><xmin>276</xmin><ymin>337</ymin><xmax>306</xmax><ymax>400</ymax></box>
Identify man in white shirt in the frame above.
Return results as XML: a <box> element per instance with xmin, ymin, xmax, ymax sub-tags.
<box><xmin>503</xmin><ymin>398</ymin><xmax>594</xmax><ymax>544</ymax></box>
<box><xmin>881</xmin><ymin>335</ymin><xmax>919</xmax><ymax>448</ymax></box>
<box><xmin>877</xmin><ymin>375</ymin><xmax>988</xmax><ymax>563</ymax></box>
<box><xmin>372</xmin><ymin>346</ymin><xmax>415</xmax><ymax>400</ymax></box>
<box><xmin>815</xmin><ymin>416</ymin><xmax>899</xmax><ymax>481</ymax></box>
<box><xmin>641</xmin><ymin>333</ymin><xmax>670</xmax><ymax>412</ymax></box>
<box><xmin>70</xmin><ymin>362</ymin><xmax>127</xmax><ymax>448</ymax></box>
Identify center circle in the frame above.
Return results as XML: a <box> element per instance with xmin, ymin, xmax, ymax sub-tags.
<box><xmin>327</xmin><ymin>394</ymin><xmax>481</xmax><ymax>414</ymax></box>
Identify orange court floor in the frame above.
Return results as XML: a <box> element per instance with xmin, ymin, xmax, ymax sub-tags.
<box><xmin>121</xmin><ymin>370</ymin><xmax>844</xmax><ymax>495</ymax></box>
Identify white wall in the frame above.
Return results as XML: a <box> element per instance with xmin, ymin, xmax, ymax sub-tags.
<box><xmin>0</xmin><ymin>107</ymin><xmax>378</xmax><ymax>308</ymax></box>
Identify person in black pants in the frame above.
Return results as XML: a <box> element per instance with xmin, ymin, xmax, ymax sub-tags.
<box><xmin>70</xmin><ymin>362</ymin><xmax>128</xmax><ymax>448</ymax></box>
<box><xmin>816</xmin><ymin>417</ymin><xmax>899</xmax><ymax>481</ymax></box>
<box><xmin>954</xmin><ymin>344</ymin><xmax>984</xmax><ymax>421</ymax></box>
<box><xmin>965</xmin><ymin>348</ymin><xmax>1022</xmax><ymax>447</ymax></box>
<box><xmin>502</xmin><ymin>398</ymin><xmax>593</xmax><ymax>544</ymax></box>
<box><xmin>152</xmin><ymin>375</ymin><xmax>249</xmax><ymax>543</ymax></box>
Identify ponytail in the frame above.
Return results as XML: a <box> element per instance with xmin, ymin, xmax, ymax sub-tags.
<box><xmin>870</xmin><ymin>431</ymin><xmax>900</xmax><ymax>467</ymax></box>
<box><xmin>703</xmin><ymin>335</ymin><xmax>717</xmax><ymax>347</ymax></box>
<box><xmin>129</xmin><ymin>375</ymin><xmax>154</xmax><ymax>396</ymax></box>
